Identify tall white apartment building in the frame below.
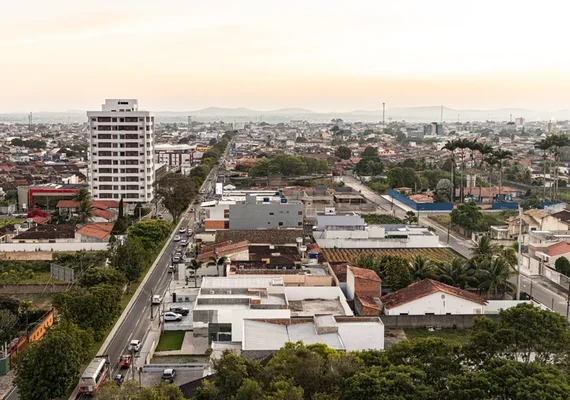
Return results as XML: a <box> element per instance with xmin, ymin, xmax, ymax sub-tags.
<box><xmin>87</xmin><ymin>99</ymin><xmax>155</xmax><ymax>203</ymax></box>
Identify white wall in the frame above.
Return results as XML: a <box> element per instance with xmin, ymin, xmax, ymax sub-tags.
<box><xmin>385</xmin><ymin>291</ymin><xmax>484</xmax><ymax>315</ymax></box>
<box><xmin>0</xmin><ymin>242</ymin><xmax>109</xmax><ymax>252</ymax></box>
<box><xmin>217</xmin><ymin>309</ymin><xmax>291</xmax><ymax>342</ymax></box>
<box><xmin>346</xmin><ymin>268</ymin><xmax>356</xmax><ymax>300</ymax></box>
<box><xmin>315</xmin><ymin>235</ymin><xmax>440</xmax><ymax>249</ymax></box>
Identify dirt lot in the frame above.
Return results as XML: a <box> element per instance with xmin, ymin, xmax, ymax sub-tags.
<box><xmin>0</xmin><ymin>252</ymin><xmax>54</xmax><ymax>260</ymax></box>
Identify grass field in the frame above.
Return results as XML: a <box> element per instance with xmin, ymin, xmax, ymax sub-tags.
<box><xmin>404</xmin><ymin>328</ymin><xmax>472</xmax><ymax>347</ymax></box>
<box><xmin>156</xmin><ymin>331</ymin><xmax>185</xmax><ymax>352</ymax></box>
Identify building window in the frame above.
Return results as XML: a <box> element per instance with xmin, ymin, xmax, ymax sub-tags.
<box><xmin>298</xmin><ymin>211</ymin><xmax>303</xmax><ymax>215</ymax></box>
<box><xmin>298</xmin><ymin>222</ymin><xmax>302</xmax><ymax>226</ymax></box>
<box><xmin>278</xmin><ymin>222</ymin><xmax>283</xmax><ymax>226</ymax></box>
<box><xmin>269</xmin><ymin>212</ymin><xmax>274</xmax><ymax>215</ymax></box>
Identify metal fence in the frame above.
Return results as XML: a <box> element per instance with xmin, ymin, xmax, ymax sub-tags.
<box><xmin>50</xmin><ymin>263</ymin><xmax>75</xmax><ymax>283</ymax></box>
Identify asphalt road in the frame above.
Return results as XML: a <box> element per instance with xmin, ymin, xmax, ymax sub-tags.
<box><xmin>343</xmin><ymin>175</ymin><xmax>570</xmax><ymax>318</ymax></box>
<box><xmin>70</xmin><ymin>167</ymin><xmax>218</xmax><ymax>399</ymax></box>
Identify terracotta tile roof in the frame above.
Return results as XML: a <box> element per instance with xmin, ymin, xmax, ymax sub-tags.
<box><xmin>381</xmin><ymin>279</ymin><xmax>487</xmax><ymax>310</ymax></box>
<box><xmin>551</xmin><ymin>210</ymin><xmax>570</xmax><ymax>222</ymax></box>
<box><xmin>13</xmin><ymin>224</ymin><xmax>76</xmax><ymax>240</ymax></box>
<box><xmin>91</xmin><ymin>200</ymin><xmax>120</xmax><ymax>210</ymax></box>
<box><xmin>544</xmin><ymin>241</ymin><xmax>570</xmax><ymax>257</ymax></box>
<box><xmin>306</xmin><ymin>243</ymin><xmax>321</xmax><ymax>253</ymax></box>
<box><xmin>201</xmin><ymin>240</ymin><xmax>232</xmax><ymax>253</ymax></box>
<box><xmin>356</xmin><ymin>294</ymin><xmax>382</xmax><ymax>310</ymax></box>
<box><xmin>197</xmin><ymin>240</ymin><xmax>249</xmax><ymax>262</ymax></box>
<box><xmin>31</xmin><ymin>216</ymin><xmax>48</xmax><ymax>225</ymax></box>
<box><xmin>349</xmin><ymin>266</ymin><xmax>381</xmax><ymax>282</ymax></box>
<box><xmin>93</xmin><ymin>208</ymin><xmax>116</xmax><ymax>221</ymax></box>
<box><xmin>56</xmin><ymin>200</ymin><xmax>79</xmax><ymax>208</ymax></box>
<box><xmin>76</xmin><ymin>222</ymin><xmax>115</xmax><ymax>240</ymax></box>
<box><xmin>215</xmin><ymin>229</ymin><xmax>303</xmax><ymax>245</ymax></box>
<box><xmin>330</xmin><ymin>263</ymin><xmax>348</xmax><ymax>282</ymax></box>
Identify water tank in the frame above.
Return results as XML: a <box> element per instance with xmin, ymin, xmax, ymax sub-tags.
<box><xmin>280</xmin><ymin>198</ymin><xmax>288</xmax><ymax>203</ymax></box>
<box><xmin>308</xmin><ymin>252</ymin><xmax>318</xmax><ymax>259</ymax></box>
<box><xmin>263</xmin><ymin>197</ymin><xmax>270</xmax><ymax>203</ymax></box>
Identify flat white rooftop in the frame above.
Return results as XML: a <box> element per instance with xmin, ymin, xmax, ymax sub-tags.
<box><xmin>201</xmin><ymin>277</ymin><xmax>284</xmax><ymax>289</ymax></box>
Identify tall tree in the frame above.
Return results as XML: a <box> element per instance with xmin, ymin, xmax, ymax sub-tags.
<box><xmin>535</xmin><ymin>138</ymin><xmax>551</xmax><ymax>200</ymax></box>
<box><xmin>443</xmin><ymin>140</ymin><xmax>458</xmax><ymax>202</ymax></box>
<box><xmin>77</xmin><ymin>199</ymin><xmax>95</xmax><ymax>224</ymax></box>
<box><xmin>334</xmin><ymin>146</ymin><xmax>352</xmax><ymax>160</ymax></box>
<box><xmin>493</xmin><ymin>149</ymin><xmax>513</xmax><ymax>198</ymax></box>
<box><xmin>15</xmin><ymin>323</ymin><xmax>93</xmax><ymax>400</ymax></box>
<box><xmin>72</xmin><ymin>188</ymin><xmax>91</xmax><ymax>203</ymax></box>
<box><xmin>409</xmin><ymin>255</ymin><xmax>434</xmax><ymax>281</ymax></box>
<box><xmin>208</xmin><ymin>256</ymin><xmax>228</xmax><ymax>277</ymax></box>
<box><xmin>155</xmin><ymin>172</ymin><xmax>197</xmax><ymax>222</ymax></box>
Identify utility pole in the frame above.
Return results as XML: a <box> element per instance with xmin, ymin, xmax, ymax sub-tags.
<box><xmin>516</xmin><ymin>206</ymin><xmax>523</xmax><ymax>300</ymax></box>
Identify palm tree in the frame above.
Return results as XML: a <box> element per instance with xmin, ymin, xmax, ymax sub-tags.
<box><xmin>534</xmin><ymin>138</ymin><xmax>551</xmax><ymax>200</ymax></box>
<box><xmin>550</xmin><ymin>134</ymin><xmax>570</xmax><ymax>200</ymax></box>
<box><xmin>476</xmin><ymin>257</ymin><xmax>516</xmax><ymax>298</ymax></box>
<box><xmin>208</xmin><ymin>255</ymin><xmax>228</xmax><ymax>277</ymax></box>
<box><xmin>443</xmin><ymin>140</ymin><xmax>458</xmax><ymax>203</ymax></box>
<box><xmin>498</xmin><ymin>247</ymin><xmax>518</xmax><ymax>269</ymax></box>
<box><xmin>493</xmin><ymin>149</ymin><xmax>513</xmax><ymax>198</ymax></box>
<box><xmin>409</xmin><ymin>255</ymin><xmax>434</xmax><ymax>281</ymax></box>
<box><xmin>456</xmin><ymin>138</ymin><xmax>472</xmax><ymax>202</ymax></box>
<box><xmin>77</xmin><ymin>199</ymin><xmax>95</xmax><ymax>224</ymax></box>
<box><xmin>472</xmin><ymin>235</ymin><xmax>499</xmax><ymax>258</ymax></box>
<box><xmin>477</xmin><ymin>144</ymin><xmax>494</xmax><ymax>202</ymax></box>
<box><xmin>435</xmin><ymin>258</ymin><xmax>478</xmax><ymax>289</ymax></box>
<box><xmin>188</xmin><ymin>259</ymin><xmax>202</xmax><ymax>287</ymax></box>
<box><xmin>73</xmin><ymin>188</ymin><xmax>91</xmax><ymax>203</ymax></box>
<box><xmin>466</xmin><ymin>139</ymin><xmax>480</xmax><ymax>198</ymax></box>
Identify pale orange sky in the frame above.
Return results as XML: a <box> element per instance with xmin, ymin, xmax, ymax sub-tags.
<box><xmin>1</xmin><ymin>0</ymin><xmax>569</xmax><ymax>112</ymax></box>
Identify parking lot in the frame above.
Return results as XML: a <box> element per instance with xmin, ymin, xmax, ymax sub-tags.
<box><xmin>161</xmin><ymin>293</ymin><xmax>197</xmax><ymax>331</ymax></box>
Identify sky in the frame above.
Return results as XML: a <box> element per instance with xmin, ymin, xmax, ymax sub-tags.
<box><xmin>1</xmin><ymin>0</ymin><xmax>570</xmax><ymax>113</ymax></box>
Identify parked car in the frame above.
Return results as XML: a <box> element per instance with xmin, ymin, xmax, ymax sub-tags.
<box><xmin>169</xmin><ymin>306</ymin><xmax>190</xmax><ymax>316</ymax></box>
<box><xmin>179</xmin><ymin>227</ymin><xmax>187</xmax><ymax>234</ymax></box>
<box><xmin>152</xmin><ymin>295</ymin><xmax>162</xmax><ymax>304</ymax></box>
<box><xmin>129</xmin><ymin>340</ymin><xmax>141</xmax><ymax>352</ymax></box>
<box><xmin>180</xmin><ymin>239</ymin><xmax>188</xmax><ymax>247</ymax></box>
<box><xmin>114</xmin><ymin>374</ymin><xmax>125</xmax><ymax>386</ymax></box>
<box><xmin>163</xmin><ymin>312</ymin><xmax>182</xmax><ymax>322</ymax></box>
<box><xmin>173</xmin><ymin>235</ymin><xmax>181</xmax><ymax>242</ymax></box>
<box><xmin>168</xmin><ymin>265</ymin><xmax>175</xmax><ymax>273</ymax></box>
<box><xmin>117</xmin><ymin>354</ymin><xmax>132</xmax><ymax>369</ymax></box>
<box><xmin>173</xmin><ymin>256</ymin><xmax>181</xmax><ymax>263</ymax></box>
<box><xmin>162</xmin><ymin>368</ymin><xmax>177</xmax><ymax>383</ymax></box>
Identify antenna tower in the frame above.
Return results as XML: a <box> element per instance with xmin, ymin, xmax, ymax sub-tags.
<box><xmin>440</xmin><ymin>105</ymin><xmax>443</xmax><ymax>124</ymax></box>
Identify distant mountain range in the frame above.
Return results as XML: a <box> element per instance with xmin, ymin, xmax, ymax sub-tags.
<box><xmin>1</xmin><ymin>106</ymin><xmax>569</xmax><ymax>124</ymax></box>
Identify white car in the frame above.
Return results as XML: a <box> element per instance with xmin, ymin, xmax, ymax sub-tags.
<box><xmin>163</xmin><ymin>312</ymin><xmax>183</xmax><ymax>322</ymax></box>
<box><xmin>173</xmin><ymin>235</ymin><xmax>181</xmax><ymax>242</ymax></box>
<box><xmin>129</xmin><ymin>340</ymin><xmax>141</xmax><ymax>352</ymax></box>
<box><xmin>152</xmin><ymin>295</ymin><xmax>162</xmax><ymax>304</ymax></box>
<box><xmin>179</xmin><ymin>227</ymin><xmax>187</xmax><ymax>234</ymax></box>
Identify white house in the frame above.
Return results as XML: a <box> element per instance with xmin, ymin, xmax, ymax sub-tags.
<box><xmin>242</xmin><ymin>315</ymin><xmax>384</xmax><ymax>353</ymax></box>
<box><xmin>380</xmin><ymin>279</ymin><xmax>487</xmax><ymax>315</ymax></box>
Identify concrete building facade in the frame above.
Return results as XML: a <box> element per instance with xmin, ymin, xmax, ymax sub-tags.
<box><xmin>229</xmin><ymin>196</ymin><xmax>303</xmax><ymax>230</ymax></box>
<box><xmin>87</xmin><ymin>99</ymin><xmax>155</xmax><ymax>203</ymax></box>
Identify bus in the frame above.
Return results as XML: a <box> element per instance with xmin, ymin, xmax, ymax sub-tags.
<box><xmin>79</xmin><ymin>357</ymin><xmax>109</xmax><ymax>394</ymax></box>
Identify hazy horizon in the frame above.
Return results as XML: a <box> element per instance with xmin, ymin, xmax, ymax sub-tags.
<box><xmin>2</xmin><ymin>1</ymin><xmax>570</xmax><ymax>113</ymax></box>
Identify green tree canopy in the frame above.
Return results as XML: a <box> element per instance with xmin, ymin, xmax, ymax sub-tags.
<box><xmin>155</xmin><ymin>172</ymin><xmax>197</xmax><ymax>222</ymax></box>
<box><xmin>450</xmin><ymin>201</ymin><xmax>487</xmax><ymax>231</ymax></box>
<box><xmin>53</xmin><ymin>284</ymin><xmax>122</xmax><ymax>340</ymax></box>
<box><xmin>362</xmin><ymin>146</ymin><xmax>378</xmax><ymax>157</ymax></box>
<box><xmin>15</xmin><ymin>323</ymin><xmax>93</xmax><ymax>400</ymax></box>
<box><xmin>334</xmin><ymin>146</ymin><xmax>352</xmax><ymax>160</ymax></box>
<box><xmin>555</xmin><ymin>256</ymin><xmax>570</xmax><ymax>276</ymax></box>
<box><xmin>354</xmin><ymin>157</ymin><xmax>384</xmax><ymax>176</ymax></box>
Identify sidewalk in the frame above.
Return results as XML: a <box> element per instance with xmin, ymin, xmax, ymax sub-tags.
<box><xmin>0</xmin><ymin>371</ymin><xmax>14</xmax><ymax>400</ymax></box>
